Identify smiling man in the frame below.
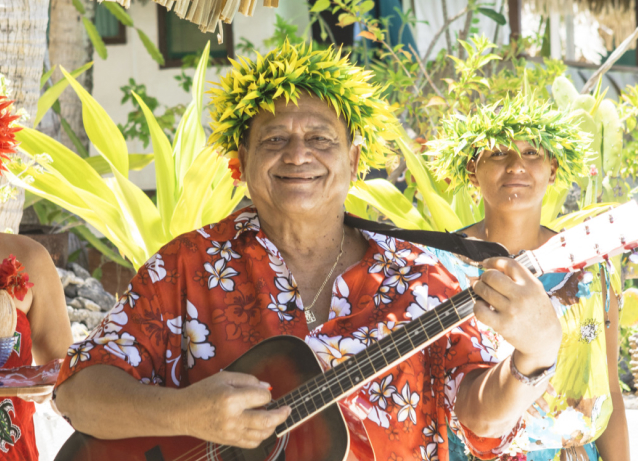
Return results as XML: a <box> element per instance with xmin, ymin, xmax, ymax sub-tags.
<box><xmin>53</xmin><ymin>42</ymin><xmax>564</xmax><ymax>461</ymax></box>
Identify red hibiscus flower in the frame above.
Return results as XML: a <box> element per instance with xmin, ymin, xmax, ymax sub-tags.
<box><xmin>228</xmin><ymin>158</ymin><xmax>242</xmax><ymax>181</ymax></box>
<box><xmin>0</xmin><ymin>96</ymin><xmax>22</xmax><ymax>173</ymax></box>
<box><xmin>0</xmin><ymin>255</ymin><xmax>34</xmax><ymax>301</ymax></box>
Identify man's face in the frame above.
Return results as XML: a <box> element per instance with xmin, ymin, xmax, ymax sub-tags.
<box><xmin>239</xmin><ymin>94</ymin><xmax>360</xmax><ymax>217</ymax></box>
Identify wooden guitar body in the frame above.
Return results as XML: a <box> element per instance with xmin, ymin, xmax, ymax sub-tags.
<box><xmin>54</xmin><ymin>336</ymin><xmax>375</xmax><ymax>461</ymax></box>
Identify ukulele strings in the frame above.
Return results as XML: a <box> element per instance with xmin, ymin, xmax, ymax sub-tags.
<box><xmin>177</xmin><ymin>291</ymin><xmax>481</xmax><ymax>461</ymax></box>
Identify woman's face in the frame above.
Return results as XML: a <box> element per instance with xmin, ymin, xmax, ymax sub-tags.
<box><xmin>467</xmin><ymin>140</ymin><xmax>558</xmax><ymax>212</ymax></box>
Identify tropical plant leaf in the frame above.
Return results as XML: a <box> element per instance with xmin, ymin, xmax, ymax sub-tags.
<box><xmin>16</xmin><ymin>126</ymin><xmax>114</xmax><ymax>202</ymax></box>
<box><xmin>540</xmin><ymin>185</ymin><xmax>569</xmax><ymax>226</ymax></box>
<box><xmin>202</xmin><ymin>174</ymin><xmax>247</xmax><ymax>226</ymax></box>
<box><xmin>310</xmin><ymin>0</ymin><xmax>330</xmax><ymax>13</ymax></box>
<box><xmin>23</xmin><ymin>191</ymin><xmax>43</xmax><ymax>208</ymax></box>
<box><xmin>60</xmin><ymin>66</ymin><xmax>129</xmax><ymax>176</ymax></box>
<box><xmin>344</xmin><ymin>193</ymin><xmax>371</xmax><ymax>220</ymax></box>
<box><xmin>106</xmin><ymin>167</ymin><xmax>168</xmax><ymax>264</ymax></box>
<box><xmin>85</xmin><ymin>154</ymin><xmax>154</xmax><ymax>176</ymax></box>
<box><xmin>60</xmin><ymin>117</ymin><xmax>89</xmax><ymax>158</ymax></box>
<box><xmin>82</xmin><ymin>18</ymin><xmax>107</xmax><ymax>60</ymax></box>
<box><xmin>451</xmin><ymin>189</ymin><xmax>477</xmax><ymax>227</ymax></box>
<box><xmin>104</xmin><ymin>2</ymin><xmax>134</xmax><ymax>27</ymax></box>
<box><xmin>72</xmin><ymin>0</ymin><xmax>85</xmax><ymax>14</ymax></box>
<box><xmin>132</xmin><ymin>91</ymin><xmax>177</xmax><ymax>234</ymax></box>
<box><xmin>547</xmin><ymin>202</ymin><xmax>619</xmax><ymax>231</ymax></box>
<box><xmin>40</xmin><ymin>66</ymin><xmax>56</xmax><ymax>90</ymax></box>
<box><xmin>170</xmin><ymin>147</ymin><xmax>227</xmax><ymax>236</ymax></box>
<box><xmin>71</xmin><ymin>225</ymin><xmax>133</xmax><ymax>269</ymax></box>
<box><xmin>349</xmin><ymin>179</ymin><xmax>431</xmax><ymax>230</ymax></box>
<box><xmin>136</xmin><ymin>28</ymin><xmax>165</xmax><ymax>65</ymax></box>
<box><xmin>359</xmin><ymin>1</ymin><xmax>375</xmax><ymax>14</ymax></box>
<box><xmin>476</xmin><ymin>8</ymin><xmax>506</xmax><ymax>25</ymax></box>
<box><xmin>174</xmin><ymin>42</ymin><xmax>209</xmax><ymax>189</ymax></box>
<box><xmin>398</xmin><ymin>138</ymin><xmax>463</xmax><ymax>232</ymax></box>
<box><xmin>5</xmin><ymin>163</ymin><xmax>137</xmax><ymax>261</ymax></box>
<box><xmin>34</xmin><ymin>62</ymin><xmax>93</xmax><ymax>127</ymax></box>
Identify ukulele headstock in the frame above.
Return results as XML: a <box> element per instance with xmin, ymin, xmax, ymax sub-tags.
<box><xmin>529</xmin><ymin>201</ymin><xmax>638</xmax><ymax>274</ymax></box>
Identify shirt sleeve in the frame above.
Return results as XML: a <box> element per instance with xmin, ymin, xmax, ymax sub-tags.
<box><xmin>442</xmin><ymin>318</ymin><xmax>522</xmax><ymax>459</ymax></box>
<box><xmin>55</xmin><ymin>250</ymin><xmax>183</xmax><ymax>391</ymax></box>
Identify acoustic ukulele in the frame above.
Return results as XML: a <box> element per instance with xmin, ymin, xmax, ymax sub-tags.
<box><xmin>55</xmin><ymin>201</ymin><xmax>638</xmax><ymax>461</ymax></box>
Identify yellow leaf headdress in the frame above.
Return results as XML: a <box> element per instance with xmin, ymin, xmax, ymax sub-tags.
<box><xmin>428</xmin><ymin>92</ymin><xmax>592</xmax><ymax>191</ymax></box>
<box><xmin>208</xmin><ymin>40</ymin><xmax>401</xmax><ymax>178</ymax></box>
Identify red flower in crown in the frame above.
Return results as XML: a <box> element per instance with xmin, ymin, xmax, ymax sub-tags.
<box><xmin>228</xmin><ymin>158</ymin><xmax>242</xmax><ymax>182</ymax></box>
<box><xmin>0</xmin><ymin>96</ymin><xmax>22</xmax><ymax>173</ymax></box>
<box><xmin>0</xmin><ymin>255</ymin><xmax>34</xmax><ymax>301</ymax></box>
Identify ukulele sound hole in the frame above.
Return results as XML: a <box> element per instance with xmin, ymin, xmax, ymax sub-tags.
<box><xmin>144</xmin><ymin>445</ymin><xmax>166</xmax><ymax>461</ymax></box>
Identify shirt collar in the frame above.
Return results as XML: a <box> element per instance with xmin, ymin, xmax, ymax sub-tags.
<box><xmin>230</xmin><ymin>206</ymin><xmax>435</xmax><ymax>270</ymax></box>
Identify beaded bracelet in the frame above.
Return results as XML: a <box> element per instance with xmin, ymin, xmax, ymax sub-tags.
<box><xmin>509</xmin><ymin>352</ymin><xmax>556</xmax><ymax>387</ymax></box>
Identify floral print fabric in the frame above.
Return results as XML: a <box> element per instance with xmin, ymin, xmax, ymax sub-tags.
<box><xmin>56</xmin><ymin>207</ymin><xmax>519</xmax><ymax>461</ymax></box>
<box><xmin>439</xmin><ymin>253</ymin><xmax>621</xmax><ymax>459</ymax></box>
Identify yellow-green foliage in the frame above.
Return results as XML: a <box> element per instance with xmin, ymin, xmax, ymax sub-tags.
<box><xmin>7</xmin><ymin>43</ymin><xmax>245</xmax><ymax>270</ymax></box>
<box><xmin>208</xmin><ymin>40</ymin><xmax>401</xmax><ymax>176</ymax></box>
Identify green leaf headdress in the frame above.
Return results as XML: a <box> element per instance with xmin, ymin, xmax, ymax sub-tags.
<box><xmin>208</xmin><ymin>40</ymin><xmax>401</xmax><ymax>178</ymax></box>
<box><xmin>428</xmin><ymin>92</ymin><xmax>592</xmax><ymax>191</ymax></box>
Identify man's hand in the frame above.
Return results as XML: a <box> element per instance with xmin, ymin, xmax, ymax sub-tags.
<box><xmin>179</xmin><ymin>371</ymin><xmax>291</xmax><ymax>449</ymax></box>
<box><xmin>472</xmin><ymin>257</ymin><xmax>562</xmax><ymax>375</ymax></box>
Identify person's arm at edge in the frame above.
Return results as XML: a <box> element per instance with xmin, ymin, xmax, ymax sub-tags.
<box><xmin>15</xmin><ymin>235</ymin><xmax>73</xmax><ymax>364</ymax></box>
<box><xmin>595</xmin><ymin>278</ymin><xmax>629</xmax><ymax>460</ymax></box>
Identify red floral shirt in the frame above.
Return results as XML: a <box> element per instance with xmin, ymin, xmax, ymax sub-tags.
<box><xmin>56</xmin><ymin>207</ymin><xmax>518</xmax><ymax>460</ymax></box>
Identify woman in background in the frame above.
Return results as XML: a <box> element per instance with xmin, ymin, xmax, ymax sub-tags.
<box><xmin>429</xmin><ymin>94</ymin><xmax>630</xmax><ymax>460</ymax></box>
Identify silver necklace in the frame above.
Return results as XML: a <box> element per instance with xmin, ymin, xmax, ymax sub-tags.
<box><xmin>304</xmin><ymin>228</ymin><xmax>345</xmax><ymax>324</ymax></box>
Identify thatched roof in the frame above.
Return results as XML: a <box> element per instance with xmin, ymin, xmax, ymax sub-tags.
<box><xmin>525</xmin><ymin>0</ymin><xmax>635</xmax><ymax>51</ymax></box>
<box><xmin>100</xmin><ymin>0</ymin><xmax>278</xmax><ymax>34</ymax></box>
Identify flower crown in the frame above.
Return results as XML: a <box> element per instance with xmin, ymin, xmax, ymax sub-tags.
<box><xmin>428</xmin><ymin>92</ymin><xmax>591</xmax><ymax>191</ymax></box>
<box><xmin>207</xmin><ymin>40</ymin><xmax>401</xmax><ymax>180</ymax></box>
<box><xmin>0</xmin><ymin>255</ymin><xmax>33</xmax><ymax>301</ymax></box>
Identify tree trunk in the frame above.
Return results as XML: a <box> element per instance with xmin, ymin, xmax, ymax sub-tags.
<box><xmin>48</xmin><ymin>0</ymin><xmax>94</xmax><ymax>154</ymax></box>
<box><xmin>0</xmin><ymin>0</ymin><xmax>50</xmax><ymax>233</ymax></box>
